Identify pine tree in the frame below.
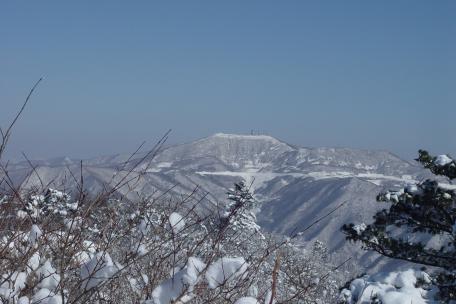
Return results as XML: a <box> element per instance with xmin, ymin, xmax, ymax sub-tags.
<box><xmin>221</xmin><ymin>181</ymin><xmax>261</xmax><ymax>234</ymax></box>
<box><xmin>342</xmin><ymin>150</ymin><xmax>456</xmax><ymax>301</ymax></box>
<box><xmin>215</xmin><ymin>181</ymin><xmax>263</xmax><ymax>258</ymax></box>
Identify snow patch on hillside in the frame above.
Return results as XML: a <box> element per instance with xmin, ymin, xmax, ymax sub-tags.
<box><xmin>196</xmin><ymin>170</ymin><xmax>419</xmax><ymax>192</ymax></box>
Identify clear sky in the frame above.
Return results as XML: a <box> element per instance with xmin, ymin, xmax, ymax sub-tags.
<box><xmin>1</xmin><ymin>1</ymin><xmax>455</xmax><ymax>160</ymax></box>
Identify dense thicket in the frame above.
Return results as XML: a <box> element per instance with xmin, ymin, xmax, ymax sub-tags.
<box><xmin>0</xmin><ymin>177</ymin><xmax>340</xmax><ymax>303</ymax></box>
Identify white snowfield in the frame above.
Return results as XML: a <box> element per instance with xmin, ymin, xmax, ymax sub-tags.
<box><xmin>196</xmin><ymin>170</ymin><xmax>418</xmax><ymax>191</ymax></box>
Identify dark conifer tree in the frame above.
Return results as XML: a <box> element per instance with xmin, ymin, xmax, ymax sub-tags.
<box><xmin>342</xmin><ymin>150</ymin><xmax>456</xmax><ymax>301</ymax></box>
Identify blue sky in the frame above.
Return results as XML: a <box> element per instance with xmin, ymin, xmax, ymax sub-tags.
<box><xmin>1</xmin><ymin>1</ymin><xmax>455</xmax><ymax>160</ymax></box>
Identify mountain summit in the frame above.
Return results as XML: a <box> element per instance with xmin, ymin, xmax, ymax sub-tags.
<box><xmin>149</xmin><ymin>133</ymin><xmax>294</xmax><ymax>170</ymax></box>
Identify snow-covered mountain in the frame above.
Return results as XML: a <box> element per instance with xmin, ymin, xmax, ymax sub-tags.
<box><xmin>7</xmin><ymin>133</ymin><xmax>429</xmax><ymax>271</ymax></box>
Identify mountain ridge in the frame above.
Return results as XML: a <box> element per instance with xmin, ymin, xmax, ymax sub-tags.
<box><xmin>4</xmin><ymin>133</ymin><xmax>429</xmax><ymax>272</ymax></box>
<box><xmin>6</xmin><ymin>133</ymin><xmax>415</xmax><ymax>168</ymax></box>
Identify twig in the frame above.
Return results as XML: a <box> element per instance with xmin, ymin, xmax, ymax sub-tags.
<box><xmin>0</xmin><ymin>78</ymin><xmax>43</xmax><ymax>159</ymax></box>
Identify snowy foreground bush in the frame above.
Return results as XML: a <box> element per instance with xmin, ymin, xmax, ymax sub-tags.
<box><xmin>342</xmin><ymin>150</ymin><xmax>456</xmax><ymax>303</ymax></box>
<box><xmin>0</xmin><ymin>180</ymin><xmax>341</xmax><ymax>303</ymax></box>
<box><xmin>339</xmin><ymin>269</ymin><xmax>435</xmax><ymax>304</ymax></box>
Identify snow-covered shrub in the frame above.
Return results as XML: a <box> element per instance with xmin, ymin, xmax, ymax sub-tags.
<box><xmin>21</xmin><ymin>188</ymin><xmax>75</xmax><ymax>219</ymax></box>
<box><xmin>339</xmin><ymin>269</ymin><xmax>434</xmax><ymax>304</ymax></box>
<box><xmin>0</xmin><ymin>178</ymin><xmax>343</xmax><ymax>303</ymax></box>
